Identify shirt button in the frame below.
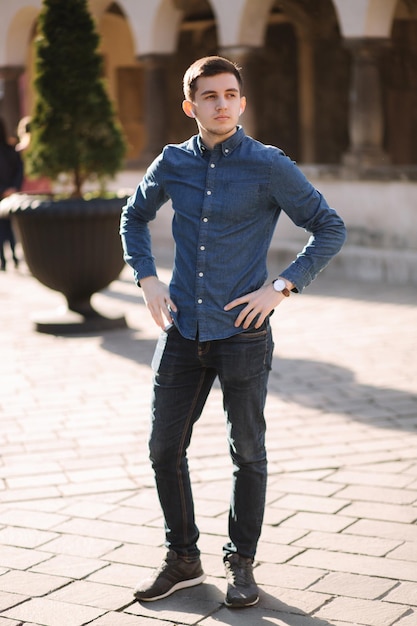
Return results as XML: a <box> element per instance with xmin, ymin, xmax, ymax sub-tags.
<box><xmin>198</xmin><ymin>272</ymin><xmax>204</xmax><ymax>277</ymax></box>
<box><xmin>225</xmin><ymin>149</ymin><xmax>229</xmax><ymax>153</ymax></box>
<box><xmin>200</xmin><ymin>245</ymin><xmax>205</xmax><ymax>250</ymax></box>
<box><xmin>203</xmin><ymin>217</ymin><xmax>208</xmax><ymax>222</ymax></box>
<box><xmin>197</xmin><ymin>298</ymin><xmax>203</xmax><ymax>304</ymax></box>
<box><xmin>206</xmin><ymin>190</ymin><xmax>212</xmax><ymax>195</ymax></box>
<box><xmin>210</xmin><ymin>163</ymin><xmax>215</xmax><ymax>168</ymax></box>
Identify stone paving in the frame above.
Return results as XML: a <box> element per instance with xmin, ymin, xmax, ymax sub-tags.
<box><xmin>1</xmin><ymin>241</ymin><xmax>417</xmax><ymax>626</ymax></box>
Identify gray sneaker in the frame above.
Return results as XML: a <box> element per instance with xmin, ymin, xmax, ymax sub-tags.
<box><xmin>224</xmin><ymin>553</ymin><xmax>259</xmax><ymax>608</ymax></box>
<box><xmin>134</xmin><ymin>550</ymin><xmax>206</xmax><ymax>601</ymax></box>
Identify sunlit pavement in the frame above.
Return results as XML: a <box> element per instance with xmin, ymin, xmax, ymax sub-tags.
<box><xmin>1</xmin><ymin>239</ymin><xmax>417</xmax><ymax>626</ymax></box>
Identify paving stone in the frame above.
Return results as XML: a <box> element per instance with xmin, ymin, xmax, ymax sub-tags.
<box><xmin>0</xmin><ymin>570</ymin><xmax>71</xmax><ymax>596</ymax></box>
<box><xmin>291</xmin><ymin>549</ymin><xmax>417</xmax><ymax>582</ymax></box>
<box><xmin>30</xmin><ymin>554</ymin><xmax>107</xmax><ymax>579</ymax></box>
<box><xmin>383</xmin><ymin>581</ymin><xmax>417</xmax><ymax>606</ymax></box>
<box><xmin>262</xmin><ymin>507</ymin><xmax>296</xmax><ymax>526</ymax></box>
<box><xmin>6</xmin><ymin>472</ymin><xmax>69</xmax><ymax>490</ymax></box>
<box><xmin>0</xmin><ymin>485</ymin><xmax>62</xmax><ymax>502</ymax></box>
<box><xmin>254</xmin><ymin>542</ymin><xmax>305</xmax><ymax>564</ymax></box>
<box><xmin>279</xmin><ymin>511</ymin><xmax>354</xmax><ymax>533</ymax></box>
<box><xmin>268</xmin><ymin>476</ymin><xmax>343</xmax><ymax>497</ymax></box>
<box><xmin>314</xmin><ymin>596</ymin><xmax>409</xmax><ymax>626</ymax></box>
<box><xmin>10</xmin><ymin>498</ymin><xmax>70</xmax><ymax>513</ymax></box>
<box><xmin>391</xmin><ymin>610</ymin><xmax>417</xmax><ymax>625</ymax></box>
<box><xmin>88</xmin><ymin>613</ymin><xmax>173</xmax><ymax>625</ymax></box>
<box><xmin>0</xmin><ymin>545</ymin><xmax>51</xmax><ymax>570</ymax></box>
<box><xmin>1</xmin><ymin>598</ymin><xmax>105</xmax><ymax>626</ymax></box>
<box><xmin>386</xmin><ymin>541</ymin><xmax>417</xmax><ymax>562</ymax></box>
<box><xmin>347</xmin><ymin>518</ymin><xmax>417</xmax><ymax>543</ymax></box>
<box><xmin>328</xmin><ymin>469</ymin><xmax>415</xmax><ymax>488</ymax></box>
<box><xmin>103</xmin><ymin>544</ymin><xmax>165</xmax><ymax>568</ymax></box>
<box><xmin>48</xmin><ymin>580</ymin><xmax>132</xmax><ymax>610</ymax></box>
<box><xmin>260</xmin><ymin>585</ymin><xmax>331</xmax><ymax>614</ymax></box>
<box><xmin>199</xmin><ymin>605</ymin><xmax>329</xmax><ymax>625</ymax></box>
<box><xmin>336</xmin><ymin>484</ymin><xmax>417</xmax><ymax>505</ymax></box>
<box><xmin>0</xmin><ymin>591</ymin><xmax>27</xmax><ymax>612</ymax></box>
<box><xmin>99</xmin><ymin>505</ymin><xmax>160</xmax><ymax>526</ymax></box>
<box><xmin>259</xmin><ymin>528</ymin><xmax>308</xmax><ymax>545</ymax></box>
<box><xmin>341</xmin><ymin>501</ymin><xmax>417</xmax><ymax>524</ymax></box>
<box><xmin>0</xmin><ymin>509</ymin><xmax>69</xmax><ymax>530</ymax></box>
<box><xmin>271</xmin><ymin>494</ymin><xmax>350</xmax><ymax>514</ymax></box>
<box><xmin>0</xmin><ymin>526</ymin><xmax>58</xmax><ymax>548</ymax></box>
<box><xmin>87</xmin><ymin>563</ymin><xmax>150</xmax><ymax>588</ymax></box>
<box><xmin>255</xmin><ymin>562</ymin><xmax>326</xmax><ymax>590</ymax></box>
<box><xmin>59</xmin><ymin>477</ymin><xmax>138</xmax><ymax>497</ymax></box>
<box><xmin>126</xmin><ymin>586</ymin><xmax>223</xmax><ymax>624</ymax></box>
<box><xmin>294</xmin><ymin>530</ymin><xmax>401</xmax><ymax>557</ymax></box>
<box><xmin>309</xmin><ymin>572</ymin><xmax>397</xmax><ymax>599</ymax></box>
<box><xmin>41</xmin><ymin>534</ymin><xmax>121</xmax><ymax>558</ymax></box>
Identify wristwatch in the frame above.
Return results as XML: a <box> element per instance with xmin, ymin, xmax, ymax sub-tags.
<box><xmin>272</xmin><ymin>278</ymin><xmax>291</xmax><ymax>297</ymax></box>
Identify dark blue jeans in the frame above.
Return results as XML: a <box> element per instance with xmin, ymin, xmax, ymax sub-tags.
<box><xmin>149</xmin><ymin>320</ymin><xmax>274</xmax><ymax>561</ymax></box>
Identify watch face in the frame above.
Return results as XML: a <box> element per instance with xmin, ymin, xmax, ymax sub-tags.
<box><xmin>273</xmin><ymin>279</ymin><xmax>286</xmax><ymax>292</ymax></box>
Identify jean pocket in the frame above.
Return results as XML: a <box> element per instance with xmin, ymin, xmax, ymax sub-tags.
<box><xmin>240</xmin><ymin>318</ymin><xmax>269</xmax><ymax>338</ymax></box>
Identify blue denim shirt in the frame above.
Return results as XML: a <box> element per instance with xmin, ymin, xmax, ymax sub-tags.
<box><xmin>120</xmin><ymin>127</ymin><xmax>346</xmax><ymax>341</ymax></box>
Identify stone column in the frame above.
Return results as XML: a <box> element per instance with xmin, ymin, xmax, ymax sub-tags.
<box><xmin>219</xmin><ymin>46</ymin><xmax>259</xmax><ymax>139</ymax></box>
<box><xmin>343</xmin><ymin>38</ymin><xmax>390</xmax><ymax>168</ymax></box>
<box><xmin>136</xmin><ymin>54</ymin><xmax>170</xmax><ymax>166</ymax></box>
<box><xmin>0</xmin><ymin>66</ymin><xmax>24</xmax><ymax>138</ymax></box>
<box><xmin>296</xmin><ymin>29</ymin><xmax>315</xmax><ymax>163</ymax></box>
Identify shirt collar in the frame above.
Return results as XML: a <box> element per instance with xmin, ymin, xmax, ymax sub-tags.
<box><xmin>197</xmin><ymin>126</ymin><xmax>245</xmax><ymax>156</ymax></box>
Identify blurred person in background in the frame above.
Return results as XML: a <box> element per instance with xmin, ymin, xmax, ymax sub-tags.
<box><xmin>0</xmin><ymin>117</ymin><xmax>22</xmax><ymax>270</ymax></box>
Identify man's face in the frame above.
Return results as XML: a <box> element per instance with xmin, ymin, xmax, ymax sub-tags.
<box><xmin>183</xmin><ymin>73</ymin><xmax>246</xmax><ymax>147</ymax></box>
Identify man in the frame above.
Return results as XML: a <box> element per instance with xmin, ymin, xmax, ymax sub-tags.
<box><xmin>120</xmin><ymin>56</ymin><xmax>346</xmax><ymax>608</ymax></box>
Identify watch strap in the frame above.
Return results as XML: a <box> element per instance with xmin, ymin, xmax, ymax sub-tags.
<box><xmin>272</xmin><ymin>279</ymin><xmax>291</xmax><ymax>297</ymax></box>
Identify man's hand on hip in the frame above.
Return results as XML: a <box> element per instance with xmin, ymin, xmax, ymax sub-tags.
<box><xmin>141</xmin><ymin>276</ymin><xmax>177</xmax><ymax>330</ymax></box>
<box><xmin>224</xmin><ymin>283</ymin><xmax>289</xmax><ymax>329</ymax></box>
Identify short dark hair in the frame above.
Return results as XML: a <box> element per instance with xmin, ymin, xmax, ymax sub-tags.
<box><xmin>183</xmin><ymin>56</ymin><xmax>243</xmax><ymax>101</ymax></box>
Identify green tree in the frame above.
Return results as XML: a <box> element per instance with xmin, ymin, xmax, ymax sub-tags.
<box><xmin>26</xmin><ymin>0</ymin><xmax>126</xmax><ymax>197</ymax></box>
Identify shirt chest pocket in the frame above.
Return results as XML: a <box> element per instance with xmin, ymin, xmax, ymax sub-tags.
<box><xmin>220</xmin><ymin>182</ymin><xmax>262</xmax><ymax>221</ymax></box>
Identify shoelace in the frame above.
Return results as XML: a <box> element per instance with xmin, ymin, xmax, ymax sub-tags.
<box><xmin>226</xmin><ymin>559</ymin><xmax>254</xmax><ymax>586</ymax></box>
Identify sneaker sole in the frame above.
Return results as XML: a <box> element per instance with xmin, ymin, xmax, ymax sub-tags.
<box><xmin>134</xmin><ymin>573</ymin><xmax>206</xmax><ymax>602</ymax></box>
<box><xmin>224</xmin><ymin>595</ymin><xmax>259</xmax><ymax>608</ymax></box>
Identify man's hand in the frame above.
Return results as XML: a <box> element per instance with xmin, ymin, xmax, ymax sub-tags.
<box><xmin>224</xmin><ymin>282</ymin><xmax>290</xmax><ymax>329</ymax></box>
<box><xmin>141</xmin><ymin>276</ymin><xmax>177</xmax><ymax>330</ymax></box>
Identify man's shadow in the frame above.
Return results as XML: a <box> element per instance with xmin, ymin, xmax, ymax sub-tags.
<box><xmin>99</xmin><ymin>265</ymin><xmax>417</xmax><ymax>432</ymax></box>
<box><xmin>100</xmin><ymin>321</ymin><xmax>417</xmax><ymax>433</ymax></box>
<box><xmin>125</xmin><ymin>582</ymin><xmax>337</xmax><ymax>625</ymax></box>
<box><xmin>269</xmin><ymin>356</ymin><xmax>417</xmax><ymax>431</ymax></box>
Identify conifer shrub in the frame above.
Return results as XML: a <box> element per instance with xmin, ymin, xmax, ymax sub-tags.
<box><xmin>26</xmin><ymin>0</ymin><xmax>126</xmax><ymax>197</ymax></box>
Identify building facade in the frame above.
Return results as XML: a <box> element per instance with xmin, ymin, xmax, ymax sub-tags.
<box><xmin>1</xmin><ymin>0</ymin><xmax>417</xmax><ymax>285</ymax></box>
<box><xmin>1</xmin><ymin>0</ymin><xmax>417</xmax><ymax>168</ymax></box>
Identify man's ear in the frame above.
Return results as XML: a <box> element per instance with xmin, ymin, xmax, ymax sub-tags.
<box><xmin>182</xmin><ymin>100</ymin><xmax>196</xmax><ymax>118</ymax></box>
<box><xmin>239</xmin><ymin>96</ymin><xmax>247</xmax><ymax>116</ymax></box>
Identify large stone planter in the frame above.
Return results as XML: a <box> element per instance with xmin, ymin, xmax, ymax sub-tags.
<box><xmin>2</xmin><ymin>194</ymin><xmax>128</xmax><ymax>333</ymax></box>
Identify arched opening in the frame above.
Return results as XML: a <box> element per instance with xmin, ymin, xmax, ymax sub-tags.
<box><xmin>167</xmin><ymin>0</ymin><xmax>218</xmax><ymax>143</ymax></box>
<box><xmin>99</xmin><ymin>2</ymin><xmax>144</xmax><ymax>160</ymax></box>
<box><xmin>0</xmin><ymin>8</ymin><xmax>38</xmax><ymax>138</ymax></box>
<box><xmin>257</xmin><ymin>0</ymin><xmax>349</xmax><ymax>164</ymax></box>
<box><xmin>382</xmin><ymin>0</ymin><xmax>417</xmax><ymax>164</ymax></box>
<box><xmin>256</xmin><ymin>8</ymin><xmax>300</xmax><ymax>159</ymax></box>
